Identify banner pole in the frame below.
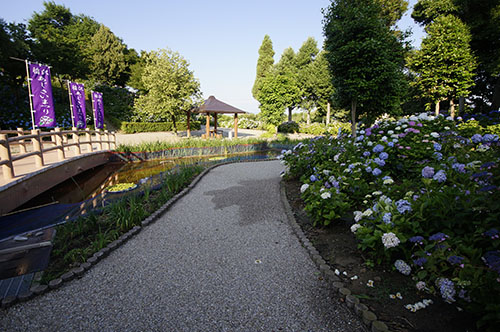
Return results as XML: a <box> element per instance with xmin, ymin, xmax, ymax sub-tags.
<box><xmin>91</xmin><ymin>91</ymin><xmax>97</xmax><ymax>129</ymax></box>
<box><xmin>25</xmin><ymin>60</ymin><xmax>36</xmax><ymax>130</ymax></box>
<box><xmin>67</xmin><ymin>81</ymin><xmax>75</xmax><ymax>128</ymax></box>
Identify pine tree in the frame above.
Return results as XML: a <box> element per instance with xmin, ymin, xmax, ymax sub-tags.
<box><xmin>252</xmin><ymin>35</ymin><xmax>275</xmax><ymax>100</ymax></box>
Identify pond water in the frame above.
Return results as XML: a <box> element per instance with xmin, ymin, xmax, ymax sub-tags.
<box><xmin>15</xmin><ymin>150</ymin><xmax>280</xmax><ymax>211</ymax></box>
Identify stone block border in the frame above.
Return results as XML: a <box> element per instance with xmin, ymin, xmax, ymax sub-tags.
<box><xmin>1</xmin><ymin>158</ymin><xmax>278</xmax><ymax>310</ymax></box>
<box><xmin>279</xmin><ymin>180</ymin><xmax>391</xmax><ymax>332</ymax></box>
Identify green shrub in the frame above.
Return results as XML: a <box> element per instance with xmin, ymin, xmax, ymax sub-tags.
<box><xmin>120</xmin><ymin>121</ymin><xmax>201</xmax><ymax>134</ymax></box>
<box><xmin>278</xmin><ymin>121</ymin><xmax>299</xmax><ymax>133</ymax></box>
<box><xmin>299</xmin><ymin>122</ymin><xmax>327</xmax><ymax>135</ymax></box>
<box><xmin>327</xmin><ymin>120</ymin><xmax>352</xmax><ymax>136</ymax></box>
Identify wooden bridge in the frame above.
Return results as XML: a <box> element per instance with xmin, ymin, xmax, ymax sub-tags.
<box><xmin>0</xmin><ymin>127</ymin><xmax>117</xmax><ymax>215</ymax></box>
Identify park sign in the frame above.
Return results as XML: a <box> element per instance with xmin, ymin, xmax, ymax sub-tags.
<box><xmin>92</xmin><ymin>91</ymin><xmax>104</xmax><ymax>129</ymax></box>
<box><xmin>69</xmin><ymin>82</ymin><xmax>87</xmax><ymax>129</ymax></box>
<box><xmin>28</xmin><ymin>63</ymin><xmax>56</xmax><ymax>128</ymax></box>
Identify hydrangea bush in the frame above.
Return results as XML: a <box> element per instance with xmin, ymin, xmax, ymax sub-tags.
<box><xmin>280</xmin><ymin>113</ymin><xmax>500</xmax><ymax>328</ymax></box>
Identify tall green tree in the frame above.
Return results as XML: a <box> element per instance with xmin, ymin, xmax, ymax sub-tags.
<box><xmin>132</xmin><ymin>49</ymin><xmax>201</xmax><ymax>133</ymax></box>
<box><xmin>295</xmin><ymin>37</ymin><xmax>319</xmax><ymax>69</ymax></box>
<box><xmin>275</xmin><ymin>47</ymin><xmax>301</xmax><ymax>121</ymax></box>
<box><xmin>377</xmin><ymin>0</ymin><xmax>409</xmax><ymax>26</ymax></box>
<box><xmin>252</xmin><ymin>35</ymin><xmax>275</xmax><ymax>100</ymax></box>
<box><xmin>407</xmin><ymin>14</ymin><xmax>477</xmax><ymax>117</ymax></box>
<box><xmin>88</xmin><ymin>24</ymin><xmax>127</xmax><ymax>86</ymax></box>
<box><xmin>126</xmin><ymin>50</ymin><xmax>148</xmax><ymax>93</ymax></box>
<box><xmin>323</xmin><ymin>0</ymin><xmax>406</xmax><ymax>135</ymax></box>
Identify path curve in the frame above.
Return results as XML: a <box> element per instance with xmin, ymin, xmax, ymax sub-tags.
<box><xmin>0</xmin><ymin>160</ymin><xmax>367</xmax><ymax>331</ymax></box>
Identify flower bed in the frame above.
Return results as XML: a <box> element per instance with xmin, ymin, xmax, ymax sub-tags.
<box><xmin>280</xmin><ymin>113</ymin><xmax>500</xmax><ymax>330</ymax></box>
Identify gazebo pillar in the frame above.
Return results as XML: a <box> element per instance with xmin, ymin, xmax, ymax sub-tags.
<box><xmin>234</xmin><ymin>113</ymin><xmax>238</xmax><ymax>138</ymax></box>
<box><xmin>205</xmin><ymin>113</ymin><xmax>210</xmax><ymax>138</ymax></box>
<box><xmin>214</xmin><ymin>113</ymin><xmax>218</xmax><ymax>135</ymax></box>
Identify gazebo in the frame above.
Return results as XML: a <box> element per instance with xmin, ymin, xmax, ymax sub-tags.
<box><xmin>189</xmin><ymin>96</ymin><xmax>246</xmax><ymax>139</ymax></box>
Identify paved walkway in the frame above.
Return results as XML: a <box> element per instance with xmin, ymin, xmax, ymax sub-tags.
<box><xmin>0</xmin><ymin>161</ymin><xmax>366</xmax><ymax>331</ymax></box>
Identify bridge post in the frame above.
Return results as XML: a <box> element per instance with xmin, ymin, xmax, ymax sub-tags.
<box><xmin>0</xmin><ymin>134</ymin><xmax>15</xmax><ymax>180</ymax></box>
<box><xmin>96</xmin><ymin>129</ymin><xmax>103</xmax><ymax>151</ymax></box>
<box><xmin>85</xmin><ymin>128</ymin><xmax>92</xmax><ymax>153</ymax></box>
<box><xmin>73</xmin><ymin>127</ymin><xmax>81</xmax><ymax>155</ymax></box>
<box><xmin>17</xmin><ymin>128</ymin><xmax>27</xmax><ymax>154</ymax></box>
<box><xmin>111</xmin><ymin>132</ymin><xmax>116</xmax><ymax>150</ymax></box>
<box><xmin>31</xmin><ymin>129</ymin><xmax>44</xmax><ymax>168</ymax></box>
<box><xmin>104</xmin><ymin>130</ymin><xmax>109</xmax><ymax>150</ymax></box>
<box><xmin>54</xmin><ymin>127</ymin><xmax>65</xmax><ymax>161</ymax></box>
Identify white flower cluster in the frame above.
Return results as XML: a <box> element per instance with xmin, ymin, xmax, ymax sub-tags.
<box><xmin>353</xmin><ymin>211</ymin><xmax>363</xmax><ymax>222</ymax></box>
<box><xmin>320</xmin><ymin>192</ymin><xmax>331</xmax><ymax>199</ymax></box>
<box><xmin>350</xmin><ymin>223</ymin><xmax>362</xmax><ymax>233</ymax></box>
<box><xmin>382</xmin><ymin>232</ymin><xmax>400</xmax><ymax>248</ymax></box>
<box><xmin>394</xmin><ymin>259</ymin><xmax>412</xmax><ymax>276</ymax></box>
<box><xmin>416</xmin><ymin>281</ymin><xmax>426</xmax><ymax>291</ymax></box>
<box><xmin>405</xmin><ymin>299</ymin><xmax>433</xmax><ymax>312</ymax></box>
<box><xmin>300</xmin><ymin>184</ymin><xmax>309</xmax><ymax>193</ymax></box>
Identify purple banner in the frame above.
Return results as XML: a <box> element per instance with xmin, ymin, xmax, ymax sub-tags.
<box><xmin>29</xmin><ymin>63</ymin><xmax>56</xmax><ymax>127</ymax></box>
<box><xmin>92</xmin><ymin>91</ymin><xmax>104</xmax><ymax>129</ymax></box>
<box><xmin>69</xmin><ymin>82</ymin><xmax>86</xmax><ymax>129</ymax></box>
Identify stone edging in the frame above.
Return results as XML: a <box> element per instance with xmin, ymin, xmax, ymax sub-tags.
<box><xmin>279</xmin><ymin>180</ymin><xmax>391</xmax><ymax>332</ymax></box>
<box><xmin>1</xmin><ymin>158</ymin><xmax>277</xmax><ymax>309</ymax></box>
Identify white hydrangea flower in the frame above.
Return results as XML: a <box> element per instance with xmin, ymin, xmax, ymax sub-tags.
<box><xmin>367</xmin><ymin>141</ymin><xmax>373</xmax><ymax>146</ymax></box>
<box><xmin>323</xmin><ymin>169</ymin><xmax>331</xmax><ymax>176</ymax></box>
<box><xmin>320</xmin><ymin>192</ymin><xmax>331</xmax><ymax>199</ymax></box>
<box><xmin>334</xmin><ymin>153</ymin><xmax>340</xmax><ymax>162</ymax></box>
<box><xmin>383</xmin><ymin>178</ymin><xmax>394</xmax><ymax>185</ymax></box>
<box><xmin>394</xmin><ymin>259</ymin><xmax>411</xmax><ymax>275</ymax></box>
<box><xmin>430</xmin><ymin>132</ymin><xmax>440</xmax><ymax>138</ymax></box>
<box><xmin>353</xmin><ymin>211</ymin><xmax>363</xmax><ymax>222</ymax></box>
<box><xmin>300</xmin><ymin>184</ymin><xmax>309</xmax><ymax>193</ymax></box>
<box><xmin>362</xmin><ymin>209</ymin><xmax>373</xmax><ymax>217</ymax></box>
<box><xmin>388</xmin><ymin>130</ymin><xmax>394</xmax><ymax>135</ymax></box>
<box><xmin>350</xmin><ymin>223</ymin><xmax>362</xmax><ymax>233</ymax></box>
<box><xmin>409</xmin><ymin>115</ymin><xmax>418</xmax><ymax>121</ymax></box>
<box><xmin>372</xmin><ymin>191</ymin><xmax>382</xmax><ymax>196</ymax></box>
<box><xmin>382</xmin><ymin>232</ymin><xmax>400</xmax><ymax>248</ymax></box>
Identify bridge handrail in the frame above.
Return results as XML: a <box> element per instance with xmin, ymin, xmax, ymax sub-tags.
<box><xmin>0</xmin><ymin>127</ymin><xmax>116</xmax><ymax>181</ymax></box>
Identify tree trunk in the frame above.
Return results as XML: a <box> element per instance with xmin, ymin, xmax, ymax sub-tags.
<box><xmin>288</xmin><ymin>107</ymin><xmax>292</xmax><ymax>122</ymax></box>
<box><xmin>450</xmin><ymin>99</ymin><xmax>456</xmax><ymax>119</ymax></box>
<box><xmin>351</xmin><ymin>99</ymin><xmax>357</xmax><ymax>138</ymax></box>
<box><xmin>459</xmin><ymin>97</ymin><xmax>465</xmax><ymax>115</ymax></box>
<box><xmin>492</xmin><ymin>76</ymin><xmax>500</xmax><ymax>111</ymax></box>
<box><xmin>186</xmin><ymin>111</ymin><xmax>191</xmax><ymax>138</ymax></box>
<box><xmin>326</xmin><ymin>102</ymin><xmax>331</xmax><ymax>125</ymax></box>
<box><xmin>435</xmin><ymin>100</ymin><xmax>440</xmax><ymax>116</ymax></box>
<box><xmin>172</xmin><ymin>115</ymin><xmax>177</xmax><ymax>135</ymax></box>
<box><xmin>306</xmin><ymin>110</ymin><xmax>311</xmax><ymax>125</ymax></box>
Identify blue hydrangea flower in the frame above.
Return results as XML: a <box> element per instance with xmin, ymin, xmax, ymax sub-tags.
<box><xmin>483</xmin><ymin>251</ymin><xmax>500</xmax><ymax>276</ymax></box>
<box><xmin>395</xmin><ymin>199</ymin><xmax>412</xmax><ymax>214</ymax></box>
<box><xmin>482</xmin><ymin>133</ymin><xmax>498</xmax><ymax>143</ymax></box>
<box><xmin>484</xmin><ymin>228</ymin><xmax>499</xmax><ymax>238</ymax></box>
<box><xmin>363</xmin><ymin>151</ymin><xmax>371</xmax><ymax>157</ymax></box>
<box><xmin>433</xmin><ymin>152</ymin><xmax>443</xmax><ymax>160</ymax></box>
<box><xmin>433</xmin><ymin>170</ymin><xmax>447</xmax><ymax>183</ymax></box>
<box><xmin>433</xmin><ymin>143</ymin><xmax>442</xmax><ymax>151</ymax></box>
<box><xmin>382</xmin><ymin>212</ymin><xmax>392</xmax><ymax>224</ymax></box>
<box><xmin>409</xmin><ymin>236</ymin><xmax>424</xmax><ymax>244</ymax></box>
<box><xmin>365</xmin><ymin>166</ymin><xmax>372</xmax><ymax>173</ymax></box>
<box><xmin>379</xmin><ymin>152</ymin><xmax>389</xmax><ymax>160</ymax></box>
<box><xmin>356</xmin><ymin>135</ymin><xmax>365</xmax><ymax>142</ymax></box>
<box><xmin>324</xmin><ymin>181</ymin><xmax>331</xmax><ymax>189</ymax></box>
<box><xmin>387</xmin><ymin>142</ymin><xmax>395</xmax><ymax>147</ymax></box>
<box><xmin>452</xmin><ymin>163</ymin><xmax>466</xmax><ymax>173</ymax></box>
<box><xmin>471</xmin><ymin>134</ymin><xmax>482</xmax><ymax>144</ymax></box>
<box><xmin>438</xmin><ymin>278</ymin><xmax>456</xmax><ymax>303</ymax></box>
<box><xmin>421</xmin><ymin>166</ymin><xmax>434</xmax><ymax>179</ymax></box>
<box><xmin>374</xmin><ymin>158</ymin><xmax>386</xmax><ymax>167</ymax></box>
<box><xmin>372</xmin><ymin>168</ymin><xmax>382</xmax><ymax>176</ymax></box>
<box><xmin>373</xmin><ymin>144</ymin><xmax>385</xmax><ymax>153</ymax></box>
<box><xmin>310</xmin><ymin>175</ymin><xmax>319</xmax><ymax>182</ymax></box>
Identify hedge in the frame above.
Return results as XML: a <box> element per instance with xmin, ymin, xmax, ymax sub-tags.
<box><xmin>120</xmin><ymin>121</ymin><xmax>201</xmax><ymax>134</ymax></box>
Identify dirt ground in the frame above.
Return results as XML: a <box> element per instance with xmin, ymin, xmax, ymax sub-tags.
<box><xmin>283</xmin><ymin>178</ymin><xmax>477</xmax><ymax>332</ymax></box>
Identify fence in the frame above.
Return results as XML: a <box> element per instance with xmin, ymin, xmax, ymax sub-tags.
<box><xmin>0</xmin><ymin>127</ymin><xmax>116</xmax><ymax>181</ymax></box>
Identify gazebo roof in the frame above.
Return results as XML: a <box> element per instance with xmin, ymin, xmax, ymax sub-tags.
<box><xmin>194</xmin><ymin>96</ymin><xmax>246</xmax><ymax>114</ymax></box>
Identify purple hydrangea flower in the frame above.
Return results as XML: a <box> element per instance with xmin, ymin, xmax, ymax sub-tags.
<box><xmin>484</xmin><ymin>228</ymin><xmax>499</xmax><ymax>239</ymax></box>
<box><xmin>379</xmin><ymin>152</ymin><xmax>389</xmax><ymax>160</ymax></box>
<box><xmin>433</xmin><ymin>152</ymin><xmax>443</xmax><ymax>160</ymax></box>
<box><xmin>413</xmin><ymin>257</ymin><xmax>428</xmax><ymax>266</ymax></box>
<box><xmin>481</xmin><ymin>161</ymin><xmax>496</xmax><ymax>169</ymax></box>
<box><xmin>438</xmin><ymin>278</ymin><xmax>456</xmax><ymax>303</ymax></box>
<box><xmin>372</xmin><ymin>168</ymin><xmax>382</xmax><ymax>176</ymax></box>
<box><xmin>395</xmin><ymin>199</ymin><xmax>412</xmax><ymax>214</ymax></box>
<box><xmin>483</xmin><ymin>251</ymin><xmax>500</xmax><ymax>276</ymax></box>
<box><xmin>373</xmin><ymin>144</ymin><xmax>385</xmax><ymax>153</ymax></box>
<box><xmin>447</xmin><ymin>255</ymin><xmax>464</xmax><ymax>265</ymax></box>
<box><xmin>429</xmin><ymin>232</ymin><xmax>448</xmax><ymax>242</ymax></box>
<box><xmin>324</xmin><ymin>181</ymin><xmax>332</xmax><ymax>189</ymax></box>
<box><xmin>422</xmin><ymin>166</ymin><xmax>434</xmax><ymax>179</ymax></box>
<box><xmin>433</xmin><ymin>170</ymin><xmax>447</xmax><ymax>183</ymax></box>
<box><xmin>409</xmin><ymin>236</ymin><xmax>424</xmax><ymax>244</ymax></box>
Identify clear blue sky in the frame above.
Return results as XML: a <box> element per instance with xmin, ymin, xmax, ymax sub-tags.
<box><xmin>2</xmin><ymin>0</ymin><xmax>424</xmax><ymax>114</ymax></box>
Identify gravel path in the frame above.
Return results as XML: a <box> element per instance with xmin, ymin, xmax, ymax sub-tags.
<box><xmin>0</xmin><ymin>161</ymin><xmax>367</xmax><ymax>331</ymax></box>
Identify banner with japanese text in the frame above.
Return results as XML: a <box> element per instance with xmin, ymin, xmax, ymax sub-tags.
<box><xmin>69</xmin><ymin>82</ymin><xmax>87</xmax><ymax>129</ymax></box>
<box><xmin>92</xmin><ymin>91</ymin><xmax>104</xmax><ymax>129</ymax></box>
<box><xmin>29</xmin><ymin>63</ymin><xmax>56</xmax><ymax>127</ymax></box>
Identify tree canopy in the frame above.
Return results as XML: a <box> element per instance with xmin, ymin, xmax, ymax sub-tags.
<box><xmin>252</xmin><ymin>35</ymin><xmax>275</xmax><ymax>100</ymax></box>
<box><xmin>323</xmin><ymin>0</ymin><xmax>406</xmax><ymax>133</ymax></box>
<box><xmin>132</xmin><ymin>49</ymin><xmax>201</xmax><ymax>132</ymax></box>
